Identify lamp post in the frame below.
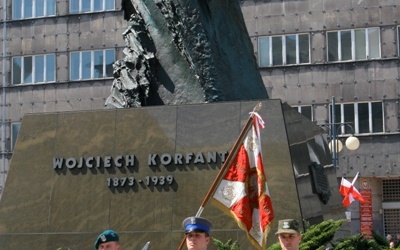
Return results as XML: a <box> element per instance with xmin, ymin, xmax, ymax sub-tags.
<box><xmin>328</xmin><ymin>96</ymin><xmax>360</xmax><ymax>173</ymax></box>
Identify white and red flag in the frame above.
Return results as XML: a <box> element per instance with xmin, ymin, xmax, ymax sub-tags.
<box><xmin>339</xmin><ymin>172</ymin><xmax>365</xmax><ymax>207</ymax></box>
<box><xmin>212</xmin><ymin>112</ymin><xmax>274</xmax><ymax>250</ymax></box>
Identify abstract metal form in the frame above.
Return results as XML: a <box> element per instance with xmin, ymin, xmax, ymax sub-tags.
<box><xmin>106</xmin><ymin>0</ymin><xmax>268</xmax><ymax>108</ymax></box>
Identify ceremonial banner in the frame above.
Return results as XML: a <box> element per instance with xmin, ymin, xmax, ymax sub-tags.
<box><xmin>213</xmin><ymin>113</ymin><xmax>274</xmax><ymax>250</ymax></box>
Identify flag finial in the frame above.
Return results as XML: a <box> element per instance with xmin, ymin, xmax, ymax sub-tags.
<box><xmin>253</xmin><ymin>102</ymin><xmax>262</xmax><ymax>112</ymax></box>
<box><xmin>250</xmin><ymin>102</ymin><xmax>262</xmax><ymax>118</ymax></box>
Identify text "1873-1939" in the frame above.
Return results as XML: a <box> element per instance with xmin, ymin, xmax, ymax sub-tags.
<box><xmin>107</xmin><ymin>175</ymin><xmax>174</xmax><ymax>187</ymax></box>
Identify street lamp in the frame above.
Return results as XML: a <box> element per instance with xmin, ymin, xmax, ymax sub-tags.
<box><xmin>327</xmin><ymin>96</ymin><xmax>360</xmax><ymax>172</ymax></box>
<box><xmin>328</xmin><ymin>134</ymin><xmax>360</xmax><ymax>153</ymax></box>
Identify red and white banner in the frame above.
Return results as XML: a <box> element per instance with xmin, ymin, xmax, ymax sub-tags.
<box><xmin>359</xmin><ymin>188</ymin><xmax>373</xmax><ymax>238</ymax></box>
<box><xmin>213</xmin><ymin>113</ymin><xmax>274</xmax><ymax>250</ymax></box>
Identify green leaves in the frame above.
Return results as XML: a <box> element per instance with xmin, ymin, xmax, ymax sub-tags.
<box><xmin>300</xmin><ymin>219</ymin><xmax>345</xmax><ymax>250</ymax></box>
<box><xmin>333</xmin><ymin>233</ymin><xmax>381</xmax><ymax>250</ymax></box>
<box><xmin>212</xmin><ymin>219</ymin><xmax>393</xmax><ymax>250</ymax></box>
<box><xmin>212</xmin><ymin>238</ymin><xmax>241</xmax><ymax>250</ymax></box>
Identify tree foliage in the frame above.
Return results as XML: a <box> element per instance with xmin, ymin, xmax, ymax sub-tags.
<box><xmin>299</xmin><ymin>219</ymin><xmax>345</xmax><ymax>250</ymax></box>
<box><xmin>332</xmin><ymin>233</ymin><xmax>382</xmax><ymax>250</ymax></box>
<box><xmin>212</xmin><ymin>219</ymin><xmax>395</xmax><ymax>250</ymax></box>
<box><xmin>212</xmin><ymin>238</ymin><xmax>241</xmax><ymax>250</ymax></box>
<box><xmin>372</xmin><ymin>229</ymin><xmax>390</xmax><ymax>248</ymax></box>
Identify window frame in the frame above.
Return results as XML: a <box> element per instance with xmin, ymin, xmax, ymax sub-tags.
<box><xmin>397</xmin><ymin>26</ymin><xmax>400</xmax><ymax>56</ymax></box>
<box><xmin>69</xmin><ymin>49</ymin><xmax>115</xmax><ymax>81</ymax></box>
<box><xmin>295</xmin><ymin>105</ymin><xmax>313</xmax><ymax>121</ymax></box>
<box><xmin>69</xmin><ymin>0</ymin><xmax>115</xmax><ymax>14</ymax></box>
<box><xmin>11</xmin><ymin>122</ymin><xmax>21</xmax><ymax>151</ymax></box>
<box><xmin>12</xmin><ymin>54</ymin><xmax>56</xmax><ymax>85</ymax></box>
<box><xmin>327</xmin><ymin>27</ymin><xmax>381</xmax><ymax>62</ymax></box>
<box><xmin>329</xmin><ymin>101</ymin><xmax>384</xmax><ymax>135</ymax></box>
<box><xmin>12</xmin><ymin>0</ymin><xmax>56</xmax><ymax>20</ymax></box>
<box><xmin>258</xmin><ymin>33</ymin><xmax>311</xmax><ymax>67</ymax></box>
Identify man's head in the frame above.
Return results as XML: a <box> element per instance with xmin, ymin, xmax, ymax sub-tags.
<box><xmin>182</xmin><ymin>216</ymin><xmax>212</xmax><ymax>250</ymax></box>
<box><xmin>94</xmin><ymin>229</ymin><xmax>121</xmax><ymax>250</ymax></box>
<box><xmin>276</xmin><ymin>219</ymin><xmax>302</xmax><ymax>250</ymax></box>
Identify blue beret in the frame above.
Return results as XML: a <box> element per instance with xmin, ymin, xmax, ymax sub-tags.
<box><xmin>94</xmin><ymin>229</ymin><xmax>119</xmax><ymax>249</ymax></box>
<box><xmin>182</xmin><ymin>216</ymin><xmax>212</xmax><ymax>234</ymax></box>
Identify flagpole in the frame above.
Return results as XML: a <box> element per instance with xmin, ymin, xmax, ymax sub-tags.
<box><xmin>351</xmin><ymin>172</ymin><xmax>359</xmax><ymax>185</ymax></box>
<box><xmin>177</xmin><ymin>102</ymin><xmax>262</xmax><ymax>250</ymax></box>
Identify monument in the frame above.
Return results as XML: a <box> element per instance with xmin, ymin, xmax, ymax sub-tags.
<box><xmin>0</xmin><ymin>1</ymin><xmax>344</xmax><ymax>249</ymax></box>
<box><xmin>0</xmin><ymin>100</ymin><xmax>343</xmax><ymax>249</ymax></box>
<box><xmin>105</xmin><ymin>0</ymin><xmax>269</xmax><ymax>107</ymax></box>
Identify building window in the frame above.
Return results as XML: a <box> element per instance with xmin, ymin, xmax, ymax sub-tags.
<box><xmin>330</xmin><ymin>101</ymin><xmax>384</xmax><ymax>135</ymax></box>
<box><xmin>382</xmin><ymin>179</ymin><xmax>400</xmax><ymax>237</ymax></box>
<box><xmin>397</xmin><ymin>26</ymin><xmax>400</xmax><ymax>56</ymax></box>
<box><xmin>70</xmin><ymin>0</ymin><xmax>115</xmax><ymax>13</ymax></box>
<box><xmin>12</xmin><ymin>54</ymin><xmax>56</xmax><ymax>85</ymax></box>
<box><xmin>12</xmin><ymin>0</ymin><xmax>56</xmax><ymax>19</ymax></box>
<box><xmin>258</xmin><ymin>33</ymin><xmax>310</xmax><ymax>67</ymax></box>
<box><xmin>327</xmin><ymin>28</ymin><xmax>380</xmax><ymax>62</ymax></box>
<box><xmin>295</xmin><ymin>105</ymin><xmax>313</xmax><ymax>121</ymax></box>
<box><xmin>70</xmin><ymin>49</ymin><xmax>115</xmax><ymax>81</ymax></box>
<box><xmin>11</xmin><ymin>123</ymin><xmax>21</xmax><ymax>151</ymax></box>
<box><xmin>383</xmin><ymin>179</ymin><xmax>400</xmax><ymax>202</ymax></box>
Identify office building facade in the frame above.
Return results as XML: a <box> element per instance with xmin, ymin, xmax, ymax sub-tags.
<box><xmin>0</xmin><ymin>0</ymin><xmax>125</xmax><ymax>195</ymax></box>
<box><xmin>0</xmin><ymin>0</ymin><xmax>399</xmax><ymax>237</ymax></box>
<box><xmin>241</xmin><ymin>0</ymin><xmax>400</xmax><ymax>236</ymax></box>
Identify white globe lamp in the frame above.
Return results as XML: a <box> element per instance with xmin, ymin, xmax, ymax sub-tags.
<box><xmin>329</xmin><ymin>139</ymin><xmax>343</xmax><ymax>153</ymax></box>
<box><xmin>345</xmin><ymin>136</ymin><xmax>360</xmax><ymax>151</ymax></box>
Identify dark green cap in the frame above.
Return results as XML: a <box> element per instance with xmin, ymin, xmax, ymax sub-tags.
<box><xmin>275</xmin><ymin>219</ymin><xmax>300</xmax><ymax>234</ymax></box>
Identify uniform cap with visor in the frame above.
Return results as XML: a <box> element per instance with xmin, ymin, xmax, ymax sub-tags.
<box><xmin>275</xmin><ymin>219</ymin><xmax>300</xmax><ymax>234</ymax></box>
<box><xmin>182</xmin><ymin>216</ymin><xmax>212</xmax><ymax>234</ymax></box>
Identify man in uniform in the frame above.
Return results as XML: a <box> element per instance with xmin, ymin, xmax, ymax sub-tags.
<box><xmin>182</xmin><ymin>216</ymin><xmax>212</xmax><ymax>250</ymax></box>
<box><xmin>276</xmin><ymin>219</ymin><xmax>302</xmax><ymax>250</ymax></box>
<box><xmin>94</xmin><ymin>229</ymin><xmax>121</xmax><ymax>250</ymax></box>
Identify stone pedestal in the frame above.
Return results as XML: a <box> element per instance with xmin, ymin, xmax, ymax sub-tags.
<box><xmin>0</xmin><ymin>100</ymin><xmax>343</xmax><ymax>249</ymax></box>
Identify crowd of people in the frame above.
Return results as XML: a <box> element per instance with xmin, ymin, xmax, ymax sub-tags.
<box><xmin>95</xmin><ymin>215</ymin><xmax>400</xmax><ymax>250</ymax></box>
<box><xmin>93</xmin><ymin>217</ymin><xmax>301</xmax><ymax>250</ymax></box>
<box><xmin>387</xmin><ymin>234</ymin><xmax>400</xmax><ymax>249</ymax></box>
<box><xmin>93</xmin><ymin>216</ymin><xmax>213</xmax><ymax>250</ymax></box>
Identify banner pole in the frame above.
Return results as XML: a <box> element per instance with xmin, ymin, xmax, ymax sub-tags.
<box><xmin>177</xmin><ymin>103</ymin><xmax>262</xmax><ymax>250</ymax></box>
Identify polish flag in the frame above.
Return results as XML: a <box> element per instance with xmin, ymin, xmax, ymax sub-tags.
<box><xmin>213</xmin><ymin>113</ymin><xmax>274</xmax><ymax>250</ymax></box>
<box><xmin>339</xmin><ymin>172</ymin><xmax>365</xmax><ymax>207</ymax></box>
